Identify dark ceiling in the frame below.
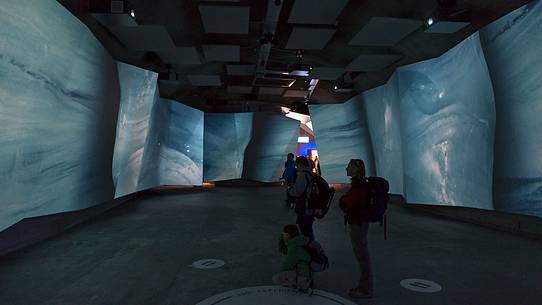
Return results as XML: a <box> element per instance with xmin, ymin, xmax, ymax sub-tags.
<box><xmin>58</xmin><ymin>0</ymin><xmax>530</xmax><ymax>112</ymax></box>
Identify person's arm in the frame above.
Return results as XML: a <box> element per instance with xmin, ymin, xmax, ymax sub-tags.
<box><xmin>278</xmin><ymin>234</ymin><xmax>287</xmax><ymax>255</ymax></box>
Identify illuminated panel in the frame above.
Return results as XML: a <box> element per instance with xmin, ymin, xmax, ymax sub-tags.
<box><xmin>396</xmin><ymin>33</ymin><xmax>495</xmax><ymax>209</ymax></box>
<box><xmin>480</xmin><ymin>1</ymin><xmax>542</xmax><ymax>217</ymax></box>
<box><xmin>298</xmin><ymin>136</ymin><xmax>310</xmax><ymax>143</ymax></box>
<box><xmin>113</xmin><ymin>63</ymin><xmax>158</xmax><ymax>197</ymax></box>
<box><xmin>0</xmin><ymin>0</ymin><xmax>119</xmax><ymax>230</ymax></box>
<box><xmin>242</xmin><ymin>113</ymin><xmax>299</xmax><ymax>182</ymax></box>
<box><xmin>362</xmin><ymin>73</ymin><xmax>404</xmax><ymax>194</ymax></box>
<box><xmin>203</xmin><ymin>113</ymin><xmax>253</xmax><ymax>181</ymax></box>
<box><xmin>309</xmin><ymin>96</ymin><xmax>375</xmax><ymax>183</ymax></box>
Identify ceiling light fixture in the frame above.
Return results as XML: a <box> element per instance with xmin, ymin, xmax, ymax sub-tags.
<box><xmin>333</xmin><ymin>75</ymin><xmax>353</xmax><ymax>93</ymax></box>
<box><xmin>288</xmin><ymin>49</ymin><xmax>312</xmax><ymax>77</ymax></box>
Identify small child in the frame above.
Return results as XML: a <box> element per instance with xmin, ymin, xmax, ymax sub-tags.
<box><xmin>272</xmin><ymin>225</ymin><xmax>312</xmax><ymax>291</ymax></box>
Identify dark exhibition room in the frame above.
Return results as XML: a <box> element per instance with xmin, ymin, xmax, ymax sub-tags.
<box><xmin>1</xmin><ymin>0</ymin><xmax>542</xmax><ymax>304</ymax></box>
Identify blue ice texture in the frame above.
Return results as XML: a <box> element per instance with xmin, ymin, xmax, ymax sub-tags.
<box><xmin>396</xmin><ymin>33</ymin><xmax>496</xmax><ymax>209</ymax></box>
<box><xmin>242</xmin><ymin>113</ymin><xmax>299</xmax><ymax>182</ymax></box>
<box><xmin>309</xmin><ymin>95</ymin><xmax>375</xmax><ymax>184</ymax></box>
<box><xmin>204</xmin><ymin>113</ymin><xmax>254</xmax><ymax>181</ymax></box>
<box><xmin>362</xmin><ymin>73</ymin><xmax>404</xmax><ymax>194</ymax></box>
<box><xmin>112</xmin><ymin>62</ymin><xmax>158</xmax><ymax>198</ymax></box>
<box><xmin>140</xmin><ymin>98</ymin><xmax>204</xmax><ymax>187</ymax></box>
<box><xmin>0</xmin><ymin>0</ymin><xmax>119</xmax><ymax>230</ymax></box>
<box><xmin>480</xmin><ymin>1</ymin><xmax>542</xmax><ymax>217</ymax></box>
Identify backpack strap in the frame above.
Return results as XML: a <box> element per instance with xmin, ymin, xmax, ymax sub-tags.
<box><xmin>300</xmin><ymin>172</ymin><xmax>314</xmax><ymax>198</ymax></box>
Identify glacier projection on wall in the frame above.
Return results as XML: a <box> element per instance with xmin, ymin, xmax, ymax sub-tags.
<box><xmin>362</xmin><ymin>73</ymin><xmax>404</xmax><ymax>194</ymax></box>
<box><xmin>0</xmin><ymin>0</ymin><xmax>119</xmax><ymax>231</ymax></box>
<box><xmin>309</xmin><ymin>96</ymin><xmax>375</xmax><ymax>184</ymax></box>
<box><xmin>113</xmin><ymin>66</ymin><xmax>204</xmax><ymax>195</ymax></box>
<box><xmin>204</xmin><ymin>113</ymin><xmax>253</xmax><ymax>181</ymax></box>
<box><xmin>480</xmin><ymin>1</ymin><xmax>542</xmax><ymax>217</ymax></box>
<box><xmin>242</xmin><ymin>113</ymin><xmax>299</xmax><ymax>182</ymax></box>
<box><xmin>143</xmin><ymin>99</ymin><xmax>204</xmax><ymax>187</ymax></box>
<box><xmin>112</xmin><ymin>62</ymin><xmax>158</xmax><ymax>198</ymax></box>
<box><xmin>397</xmin><ymin>33</ymin><xmax>496</xmax><ymax>209</ymax></box>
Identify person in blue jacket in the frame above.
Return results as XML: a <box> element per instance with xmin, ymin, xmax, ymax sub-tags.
<box><xmin>281</xmin><ymin>153</ymin><xmax>297</xmax><ymax>207</ymax></box>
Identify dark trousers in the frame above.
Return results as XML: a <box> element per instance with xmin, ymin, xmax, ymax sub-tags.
<box><xmin>296</xmin><ymin>214</ymin><xmax>314</xmax><ymax>241</ymax></box>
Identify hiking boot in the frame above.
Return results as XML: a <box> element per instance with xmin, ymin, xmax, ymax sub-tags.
<box><xmin>348</xmin><ymin>288</ymin><xmax>373</xmax><ymax>299</ymax></box>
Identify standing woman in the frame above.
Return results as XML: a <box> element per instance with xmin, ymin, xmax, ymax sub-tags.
<box><xmin>339</xmin><ymin>159</ymin><xmax>373</xmax><ymax>299</ymax></box>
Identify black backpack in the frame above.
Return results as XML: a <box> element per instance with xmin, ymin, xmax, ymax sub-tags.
<box><xmin>302</xmin><ymin>240</ymin><xmax>329</xmax><ymax>272</ymax></box>
<box><xmin>366</xmin><ymin>176</ymin><xmax>390</xmax><ymax>240</ymax></box>
<box><xmin>366</xmin><ymin>177</ymin><xmax>390</xmax><ymax>223</ymax></box>
<box><xmin>307</xmin><ymin>176</ymin><xmax>335</xmax><ymax>219</ymax></box>
<box><xmin>295</xmin><ymin>174</ymin><xmax>335</xmax><ymax>219</ymax></box>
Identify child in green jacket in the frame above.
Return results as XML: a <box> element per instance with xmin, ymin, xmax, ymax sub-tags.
<box><xmin>272</xmin><ymin>224</ymin><xmax>312</xmax><ymax>291</ymax></box>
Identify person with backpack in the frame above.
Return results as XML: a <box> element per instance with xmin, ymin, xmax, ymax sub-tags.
<box><xmin>339</xmin><ymin>159</ymin><xmax>373</xmax><ymax>299</ymax></box>
<box><xmin>281</xmin><ymin>153</ymin><xmax>297</xmax><ymax>207</ymax></box>
<box><xmin>272</xmin><ymin>224</ymin><xmax>312</xmax><ymax>291</ymax></box>
<box><xmin>288</xmin><ymin>156</ymin><xmax>315</xmax><ymax>240</ymax></box>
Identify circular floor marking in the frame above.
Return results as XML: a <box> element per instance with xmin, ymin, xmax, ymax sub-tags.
<box><xmin>400</xmin><ymin>278</ymin><xmax>442</xmax><ymax>293</ymax></box>
<box><xmin>192</xmin><ymin>259</ymin><xmax>225</xmax><ymax>270</ymax></box>
<box><xmin>196</xmin><ymin>286</ymin><xmax>358</xmax><ymax>305</ymax></box>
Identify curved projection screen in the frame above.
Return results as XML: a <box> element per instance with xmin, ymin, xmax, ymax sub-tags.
<box><xmin>2</xmin><ymin>0</ymin><xmax>542</xmax><ymax>234</ymax></box>
<box><xmin>0</xmin><ymin>0</ymin><xmax>119</xmax><ymax>231</ymax></box>
<box><xmin>113</xmin><ymin>63</ymin><xmax>204</xmax><ymax>198</ymax></box>
<box><xmin>480</xmin><ymin>1</ymin><xmax>542</xmax><ymax>218</ymax></box>
<box><xmin>397</xmin><ymin>33</ymin><xmax>496</xmax><ymax>209</ymax></box>
<box><xmin>308</xmin><ymin>1</ymin><xmax>542</xmax><ymax>217</ymax></box>
<box><xmin>309</xmin><ymin>95</ymin><xmax>376</xmax><ymax>184</ymax></box>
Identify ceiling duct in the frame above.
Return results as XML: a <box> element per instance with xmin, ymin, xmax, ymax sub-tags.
<box><xmin>254</xmin><ymin>0</ymin><xmax>284</xmax><ymax>77</ymax></box>
<box><xmin>254</xmin><ymin>77</ymin><xmax>295</xmax><ymax>87</ymax></box>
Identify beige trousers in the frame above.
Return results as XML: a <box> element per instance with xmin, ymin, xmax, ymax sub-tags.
<box><xmin>272</xmin><ymin>271</ymin><xmax>311</xmax><ymax>290</ymax></box>
<box><xmin>349</xmin><ymin>222</ymin><xmax>373</xmax><ymax>293</ymax></box>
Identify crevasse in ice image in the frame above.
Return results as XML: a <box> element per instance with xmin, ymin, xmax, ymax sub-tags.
<box><xmin>397</xmin><ymin>33</ymin><xmax>496</xmax><ymax>209</ymax></box>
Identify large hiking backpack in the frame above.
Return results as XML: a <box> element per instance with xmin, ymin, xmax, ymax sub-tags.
<box><xmin>302</xmin><ymin>240</ymin><xmax>329</xmax><ymax>272</ymax></box>
<box><xmin>364</xmin><ymin>176</ymin><xmax>390</xmax><ymax>240</ymax></box>
<box><xmin>307</xmin><ymin>176</ymin><xmax>335</xmax><ymax>219</ymax></box>
<box><xmin>366</xmin><ymin>176</ymin><xmax>390</xmax><ymax>222</ymax></box>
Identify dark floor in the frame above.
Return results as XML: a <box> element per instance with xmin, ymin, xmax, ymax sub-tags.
<box><xmin>0</xmin><ymin>186</ymin><xmax>541</xmax><ymax>305</ymax></box>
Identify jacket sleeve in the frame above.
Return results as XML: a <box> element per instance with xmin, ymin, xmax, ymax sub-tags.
<box><xmin>280</xmin><ymin>247</ymin><xmax>298</xmax><ymax>272</ymax></box>
<box><xmin>288</xmin><ymin>172</ymin><xmax>309</xmax><ymax>197</ymax></box>
<box><xmin>278</xmin><ymin>234</ymin><xmax>287</xmax><ymax>255</ymax></box>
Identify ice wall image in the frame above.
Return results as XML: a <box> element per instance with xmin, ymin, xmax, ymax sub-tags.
<box><xmin>362</xmin><ymin>74</ymin><xmax>404</xmax><ymax>194</ymax></box>
<box><xmin>204</xmin><ymin>113</ymin><xmax>253</xmax><ymax>181</ymax></box>
<box><xmin>397</xmin><ymin>33</ymin><xmax>495</xmax><ymax>209</ymax></box>
<box><xmin>112</xmin><ymin>63</ymin><xmax>158</xmax><ymax>197</ymax></box>
<box><xmin>480</xmin><ymin>1</ymin><xmax>542</xmax><ymax>217</ymax></box>
<box><xmin>146</xmin><ymin>99</ymin><xmax>204</xmax><ymax>186</ymax></box>
<box><xmin>310</xmin><ymin>96</ymin><xmax>375</xmax><ymax>183</ymax></box>
<box><xmin>242</xmin><ymin>113</ymin><xmax>299</xmax><ymax>182</ymax></box>
<box><xmin>0</xmin><ymin>0</ymin><xmax>119</xmax><ymax>230</ymax></box>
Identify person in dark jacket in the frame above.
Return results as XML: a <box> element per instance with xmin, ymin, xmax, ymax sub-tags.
<box><xmin>281</xmin><ymin>153</ymin><xmax>297</xmax><ymax>207</ymax></box>
<box><xmin>288</xmin><ymin>156</ymin><xmax>315</xmax><ymax>240</ymax></box>
<box><xmin>339</xmin><ymin>159</ymin><xmax>373</xmax><ymax>299</ymax></box>
<box><xmin>272</xmin><ymin>224</ymin><xmax>312</xmax><ymax>290</ymax></box>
